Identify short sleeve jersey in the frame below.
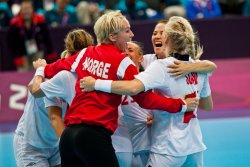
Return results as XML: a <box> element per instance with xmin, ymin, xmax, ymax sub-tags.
<box><xmin>135</xmin><ymin>57</ymin><xmax>211</xmax><ymax>156</ymax></box>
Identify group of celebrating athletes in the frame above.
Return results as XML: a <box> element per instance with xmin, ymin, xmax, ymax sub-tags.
<box><xmin>14</xmin><ymin>10</ymin><xmax>216</xmax><ymax>167</ymax></box>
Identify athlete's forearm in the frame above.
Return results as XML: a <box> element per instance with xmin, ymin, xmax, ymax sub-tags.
<box><xmin>47</xmin><ymin>106</ymin><xmax>65</xmax><ymax>138</ymax></box>
<box><xmin>132</xmin><ymin>90</ymin><xmax>187</xmax><ymax>113</ymax></box>
<box><xmin>168</xmin><ymin>59</ymin><xmax>217</xmax><ymax>78</ymax></box>
<box><xmin>44</xmin><ymin>54</ymin><xmax>77</xmax><ymax>78</ymax></box>
<box><xmin>28</xmin><ymin>67</ymin><xmax>46</xmax><ymax>97</ymax></box>
<box><xmin>198</xmin><ymin>95</ymin><xmax>213</xmax><ymax>111</ymax></box>
<box><xmin>191</xmin><ymin>60</ymin><xmax>217</xmax><ymax>73</ymax></box>
<box><xmin>81</xmin><ymin>77</ymin><xmax>145</xmax><ymax>95</ymax></box>
<box><xmin>110</xmin><ymin>79</ymin><xmax>145</xmax><ymax>95</ymax></box>
<box><xmin>44</xmin><ymin>59</ymin><xmax>70</xmax><ymax>78</ymax></box>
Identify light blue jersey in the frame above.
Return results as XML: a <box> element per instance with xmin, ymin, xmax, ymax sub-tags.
<box><xmin>15</xmin><ymin>92</ymin><xmax>67</xmax><ymax>148</ymax></box>
<box><xmin>14</xmin><ymin>91</ymin><xmax>67</xmax><ymax>166</ymax></box>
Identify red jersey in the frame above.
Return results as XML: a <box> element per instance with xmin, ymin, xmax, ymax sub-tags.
<box><xmin>44</xmin><ymin>44</ymin><xmax>185</xmax><ymax>132</ymax></box>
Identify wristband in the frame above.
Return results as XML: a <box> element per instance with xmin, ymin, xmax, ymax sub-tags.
<box><xmin>35</xmin><ymin>67</ymin><xmax>45</xmax><ymax>77</ymax></box>
<box><xmin>95</xmin><ymin>79</ymin><xmax>112</xmax><ymax>93</ymax></box>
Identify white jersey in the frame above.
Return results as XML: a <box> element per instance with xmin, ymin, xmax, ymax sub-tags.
<box><xmin>15</xmin><ymin>92</ymin><xmax>67</xmax><ymax>148</ymax></box>
<box><xmin>40</xmin><ymin>70</ymin><xmax>132</xmax><ymax>153</ymax></box>
<box><xmin>111</xmin><ymin>108</ymin><xmax>133</xmax><ymax>153</ymax></box>
<box><xmin>40</xmin><ymin>70</ymin><xmax>76</xmax><ymax>105</ymax></box>
<box><xmin>141</xmin><ymin>54</ymin><xmax>157</xmax><ymax>69</ymax></box>
<box><xmin>120</xmin><ymin>95</ymin><xmax>152</xmax><ymax>153</ymax></box>
<box><xmin>135</xmin><ymin>57</ymin><xmax>211</xmax><ymax>156</ymax></box>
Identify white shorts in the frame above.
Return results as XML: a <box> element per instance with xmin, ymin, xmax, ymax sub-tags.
<box><xmin>147</xmin><ymin>152</ymin><xmax>203</xmax><ymax>167</ymax></box>
<box><xmin>132</xmin><ymin>151</ymin><xmax>149</xmax><ymax>167</ymax></box>
<box><xmin>115</xmin><ymin>152</ymin><xmax>133</xmax><ymax>167</ymax></box>
<box><xmin>13</xmin><ymin>133</ymin><xmax>60</xmax><ymax>167</ymax></box>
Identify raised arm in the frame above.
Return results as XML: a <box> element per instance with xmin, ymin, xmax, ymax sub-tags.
<box><xmin>32</xmin><ymin>49</ymin><xmax>81</xmax><ymax>79</ymax></box>
<box><xmin>28</xmin><ymin>67</ymin><xmax>46</xmax><ymax>98</ymax></box>
<box><xmin>168</xmin><ymin>60</ymin><xmax>217</xmax><ymax>78</ymax></box>
<box><xmin>29</xmin><ymin>52</ymin><xmax>76</xmax><ymax>97</ymax></box>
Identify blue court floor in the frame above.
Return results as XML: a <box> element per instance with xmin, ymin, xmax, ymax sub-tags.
<box><xmin>1</xmin><ymin>117</ymin><xmax>250</xmax><ymax>167</ymax></box>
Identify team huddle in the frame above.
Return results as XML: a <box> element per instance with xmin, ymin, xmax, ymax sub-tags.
<box><xmin>13</xmin><ymin>10</ymin><xmax>216</xmax><ymax>167</ymax></box>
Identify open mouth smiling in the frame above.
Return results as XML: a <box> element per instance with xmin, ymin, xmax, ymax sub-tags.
<box><xmin>155</xmin><ymin>43</ymin><xmax>162</xmax><ymax>47</ymax></box>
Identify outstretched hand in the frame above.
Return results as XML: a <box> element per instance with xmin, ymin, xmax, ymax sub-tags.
<box><xmin>80</xmin><ymin>76</ymin><xmax>96</xmax><ymax>92</ymax></box>
<box><xmin>185</xmin><ymin>97</ymin><xmax>199</xmax><ymax>111</ymax></box>
<box><xmin>167</xmin><ymin>60</ymin><xmax>190</xmax><ymax>78</ymax></box>
<box><xmin>33</xmin><ymin>58</ymin><xmax>47</xmax><ymax>69</ymax></box>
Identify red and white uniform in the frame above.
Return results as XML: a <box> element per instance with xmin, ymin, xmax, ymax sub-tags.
<box><xmin>121</xmin><ymin>95</ymin><xmax>152</xmax><ymax>153</ymax></box>
<box><xmin>135</xmin><ymin>57</ymin><xmax>211</xmax><ymax>157</ymax></box>
<box><xmin>121</xmin><ymin>95</ymin><xmax>153</xmax><ymax>167</ymax></box>
<box><xmin>44</xmin><ymin>44</ymin><xmax>185</xmax><ymax>133</ymax></box>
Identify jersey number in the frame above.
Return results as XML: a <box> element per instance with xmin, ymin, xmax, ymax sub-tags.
<box><xmin>121</xmin><ymin>95</ymin><xmax>135</xmax><ymax>105</ymax></box>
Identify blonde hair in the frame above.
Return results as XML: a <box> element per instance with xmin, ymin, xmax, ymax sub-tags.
<box><xmin>164</xmin><ymin>16</ymin><xmax>203</xmax><ymax>60</ymax></box>
<box><xmin>94</xmin><ymin>10</ymin><xmax>126</xmax><ymax>44</ymax></box>
<box><xmin>61</xmin><ymin>28</ymin><xmax>94</xmax><ymax>58</ymax></box>
<box><xmin>60</xmin><ymin>50</ymin><xmax>69</xmax><ymax>58</ymax></box>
